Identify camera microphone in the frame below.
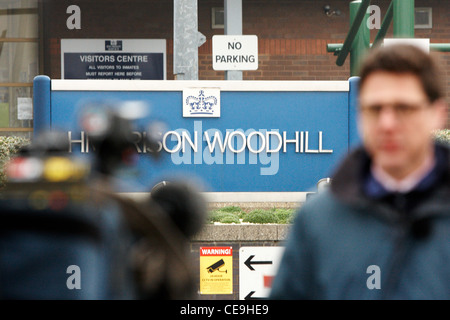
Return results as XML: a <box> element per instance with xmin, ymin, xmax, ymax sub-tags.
<box><xmin>149</xmin><ymin>181</ymin><xmax>207</xmax><ymax>238</ymax></box>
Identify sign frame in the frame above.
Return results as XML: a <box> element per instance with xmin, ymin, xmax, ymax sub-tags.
<box><xmin>33</xmin><ymin>76</ymin><xmax>360</xmax><ymax>196</ymax></box>
<box><xmin>61</xmin><ymin>39</ymin><xmax>167</xmax><ymax>80</ymax></box>
<box><xmin>212</xmin><ymin>35</ymin><xmax>258</xmax><ymax>71</ymax></box>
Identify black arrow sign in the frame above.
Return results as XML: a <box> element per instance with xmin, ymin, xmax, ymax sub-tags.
<box><xmin>244</xmin><ymin>255</ymin><xmax>272</xmax><ymax>271</ymax></box>
<box><xmin>244</xmin><ymin>291</ymin><xmax>266</xmax><ymax>300</ymax></box>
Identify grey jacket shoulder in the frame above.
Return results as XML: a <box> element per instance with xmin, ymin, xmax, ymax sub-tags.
<box><xmin>329</xmin><ymin>143</ymin><xmax>450</xmax><ymax>205</ymax></box>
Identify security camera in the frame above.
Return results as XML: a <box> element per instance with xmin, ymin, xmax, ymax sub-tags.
<box><xmin>324</xmin><ymin>5</ymin><xmax>341</xmax><ymax>17</ymax></box>
<box><xmin>207</xmin><ymin>259</ymin><xmax>227</xmax><ymax>273</ymax></box>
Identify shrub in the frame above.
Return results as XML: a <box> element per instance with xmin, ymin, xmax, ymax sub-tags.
<box><xmin>273</xmin><ymin>208</ymin><xmax>296</xmax><ymax>224</ymax></box>
<box><xmin>242</xmin><ymin>209</ymin><xmax>279</xmax><ymax>224</ymax></box>
<box><xmin>208</xmin><ymin>206</ymin><xmax>296</xmax><ymax>224</ymax></box>
<box><xmin>216</xmin><ymin>213</ymin><xmax>241</xmax><ymax>224</ymax></box>
<box><xmin>0</xmin><ymin>136</ymin><xmax>30</xmax><ymax>188</ymax></box>
<box><xmin>434</xmin><ymin>129</ymin><xmax>450</xmax><ymax>145</ymax></box>
<box><xmin>207</xmin><ymin>209</ymin><xmax>241</xmax><ymax>224</ymax></box>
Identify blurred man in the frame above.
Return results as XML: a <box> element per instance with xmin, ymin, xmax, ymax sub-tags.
<box><xmin>270</xmin><ymin>44</ymin><xmax>450</xmax><ymax>299</ymax></box>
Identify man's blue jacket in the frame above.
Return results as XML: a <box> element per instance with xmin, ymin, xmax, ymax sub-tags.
<box><xmin>270</xmin><ymin>143</ymin><xmax>450</xmax><ymax>299</ymax></box>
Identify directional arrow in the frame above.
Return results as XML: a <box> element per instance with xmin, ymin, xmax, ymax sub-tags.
<box><xmin>244</xmin><ymin>291</ymin><xmax>266</xmax><ymax>300</ymax></box>
<box><xmin>244</xmin><ymin>255</ymin><xmax>272</xmax><ymax>271</ymax></box>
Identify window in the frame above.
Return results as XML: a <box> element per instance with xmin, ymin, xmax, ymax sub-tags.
<box><xmin>0</xmin><ymin>0</ymin><xmax>38</xmax><ymax>137</ymax></box>
<box><xmin>414</xmin><ymin>7</ymin><xmax>432</xmax><ymax>29</ymax></box>
<box><xmin>211</xmin><ymin>7</ymin><xmax>224</xmax><ymax>29</ymax></box>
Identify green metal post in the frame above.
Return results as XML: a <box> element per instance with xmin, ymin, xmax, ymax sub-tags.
<box><xmin>393</xmin><ymin>0</ymin><xmax>415</xmax><ymax>37</ymax></box>
<box><xmin>336</xmin><ymin>0</ymin><xmax>370</xmax><ymax>66</ymax></box>
<box><xmin>372</xmin><ymin>1</ymin><xmax>393</xmax><ymax>48</ymax></box>
<box><xmin>350</xmin><ymin>0</ymin><xmax>370</xmax><ymax>76</ymax></box>
<box><xmin>430</xmin><ymin>44</ymin><xmax>450</xmax><ymax>52</ymax></box>
<box><xmin>326</xmin><ymin>0</ymin><xmax>450</xmax><ymax>75</ymax></box>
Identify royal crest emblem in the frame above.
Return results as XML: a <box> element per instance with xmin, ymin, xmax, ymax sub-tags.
<box><xmin>183</xmin><ymin>88</ymin><xmax>220</xmax><ymax>117</ymax></box>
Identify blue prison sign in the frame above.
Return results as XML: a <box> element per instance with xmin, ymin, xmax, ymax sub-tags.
<box><xmin>33</xmin><ymin>76</ymin><xmax>360</xmax><ymax>194</ymax></box>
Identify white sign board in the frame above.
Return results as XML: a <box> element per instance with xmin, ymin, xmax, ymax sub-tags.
<box><xmin>17</xmin><ymin>97</ymin><xmax>33</xmax><ymax>120</ymax></box>
<box><xmin>383</xmin><ymin>38</ymin><xmax>430</xmax><ymax>53</ymax></box>
<box><xmin>239</xmin><ymin>246</ymin><xmax>284</xmax><ymax>300</ymax></box>
<box><xmin>212</xmin><ymin>35</ymin><xmax>258</xmax><ymax>71</ymax></box>
<box><xmin>183</xmin><ymin>88</ymin><xmax>221</xmax><ymax>118</ymax></box>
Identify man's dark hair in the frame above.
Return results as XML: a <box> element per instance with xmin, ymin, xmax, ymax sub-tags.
<box><xmin>359</xmin><ymin>44</ymin><xmax>444</xmax><ymax>103</ymax></box>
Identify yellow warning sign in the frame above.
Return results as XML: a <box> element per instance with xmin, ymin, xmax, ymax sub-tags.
<box><xmin>200</xmin><ymin>246</ymin><xmax>233</xmax><ymax>295</ymax></box>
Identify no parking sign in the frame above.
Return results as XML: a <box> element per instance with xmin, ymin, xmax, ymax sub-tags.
<box><xmin>212</xmin><ymin>35</ymin><xmax>258</xmax><ymax>70</ymax></box>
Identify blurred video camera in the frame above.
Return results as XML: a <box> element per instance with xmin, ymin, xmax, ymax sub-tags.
<box><xmin>4</xmin><ymin>100</ymin><xmax>164</xmax><ymax>190</ymax></box>
<box><xmin>0</xmin><ymin>99</ymin><xmax>207</xmax><ymax>300</ymax></box>
<box><xmin>78</xmin><ymin>100</ymin><xmax>164</xmax><ymax>176</ymax></box>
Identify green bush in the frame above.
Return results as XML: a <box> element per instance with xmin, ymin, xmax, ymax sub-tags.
<box><xmin>273</xmin><ymin>208</ymin><xmax>296</xmax><ymax>224</ymax></box>
<box><xmin>241</xmin><ymin>208</ymin><xmax>296</xmax><ymax>224</ymax></box>
<box><xmin>434</xmin><ymin>129</ymin><xmax>450</xmax><ymax>145</ymax></box>
<box><xmin>207</xmin><ymin>206</ymin><xmax>296</xmax><ymax>224</ymax></box>
<box><xmin>207</xmin><ymin>208</ymin><xmax>242</xmax><ymax>224</ymax></box>
<box><xmin>242</xmin><ymin>209</ymin><xmax>278</xmax><ymax>224</ymax></box>
<box><xmin>0</xmin><ymin>136</ymin><xmax>30</xmax><ymax>188</ymax></box>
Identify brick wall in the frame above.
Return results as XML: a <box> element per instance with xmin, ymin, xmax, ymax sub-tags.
<box><xmin>197</xmin><ymin>38</ymin><xmax>350</xmax><ymax>81</ymax></box>
<box><xmin>42</xmin><ymin>0</ymin><xmax>450</xmax><ymax>125</ymax></box>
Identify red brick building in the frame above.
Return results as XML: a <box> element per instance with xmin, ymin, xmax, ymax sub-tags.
<box><xmin>40</xmin><ymin>1</ymin><xmax>449</xmax><ymax>82</ymax></box>
<box><xmin>1</xmin><ymin>0</ymin><xmax>449</xmax><ymax>136</ymax></box>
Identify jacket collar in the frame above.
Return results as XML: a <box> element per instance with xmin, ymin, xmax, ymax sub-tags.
<box><xmin>330</xmin><ymin>143</ymin><xmax>450</xmax><ymax>215</ymax></box>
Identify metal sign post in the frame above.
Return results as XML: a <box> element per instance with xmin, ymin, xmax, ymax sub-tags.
<box><xmin>224</xmin><ymin>0</ymin><xmax>243</xmax><ymax>80</ymax></box>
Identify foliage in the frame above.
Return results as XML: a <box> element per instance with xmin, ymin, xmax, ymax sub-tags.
<box><xmin>208</xmin><ymin>206</ymin><xmax>296</xmax><ymax>224</ymax></box>
<box><xmin>242</xmin><ymin>209</ymin><xmax>279</xmax><ymax>224</ymax></box>
<box><xmin>272</xmin><ymin>208</ymin><xmax>296</xmax><ymax>224</ymax></box>
<box><xmin>434</xmin><ymin>129</ymin><xmax>450</xmax><ymax>145</ymax></box>
<box><xmin>0</xmin><ymin>136</ymin><xmax>30</xmax><ymax>188</ymax></box>
<box><xmin>207</xmin><ymin>209</ymin><xmax>242</xmax><ymax>224</ymax></box>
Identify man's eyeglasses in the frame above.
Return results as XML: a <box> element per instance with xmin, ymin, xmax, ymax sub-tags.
<box><xmin>359</xmin><ymin>101</ymin><xmax>430</xmax><ymax>121</ymax></box>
